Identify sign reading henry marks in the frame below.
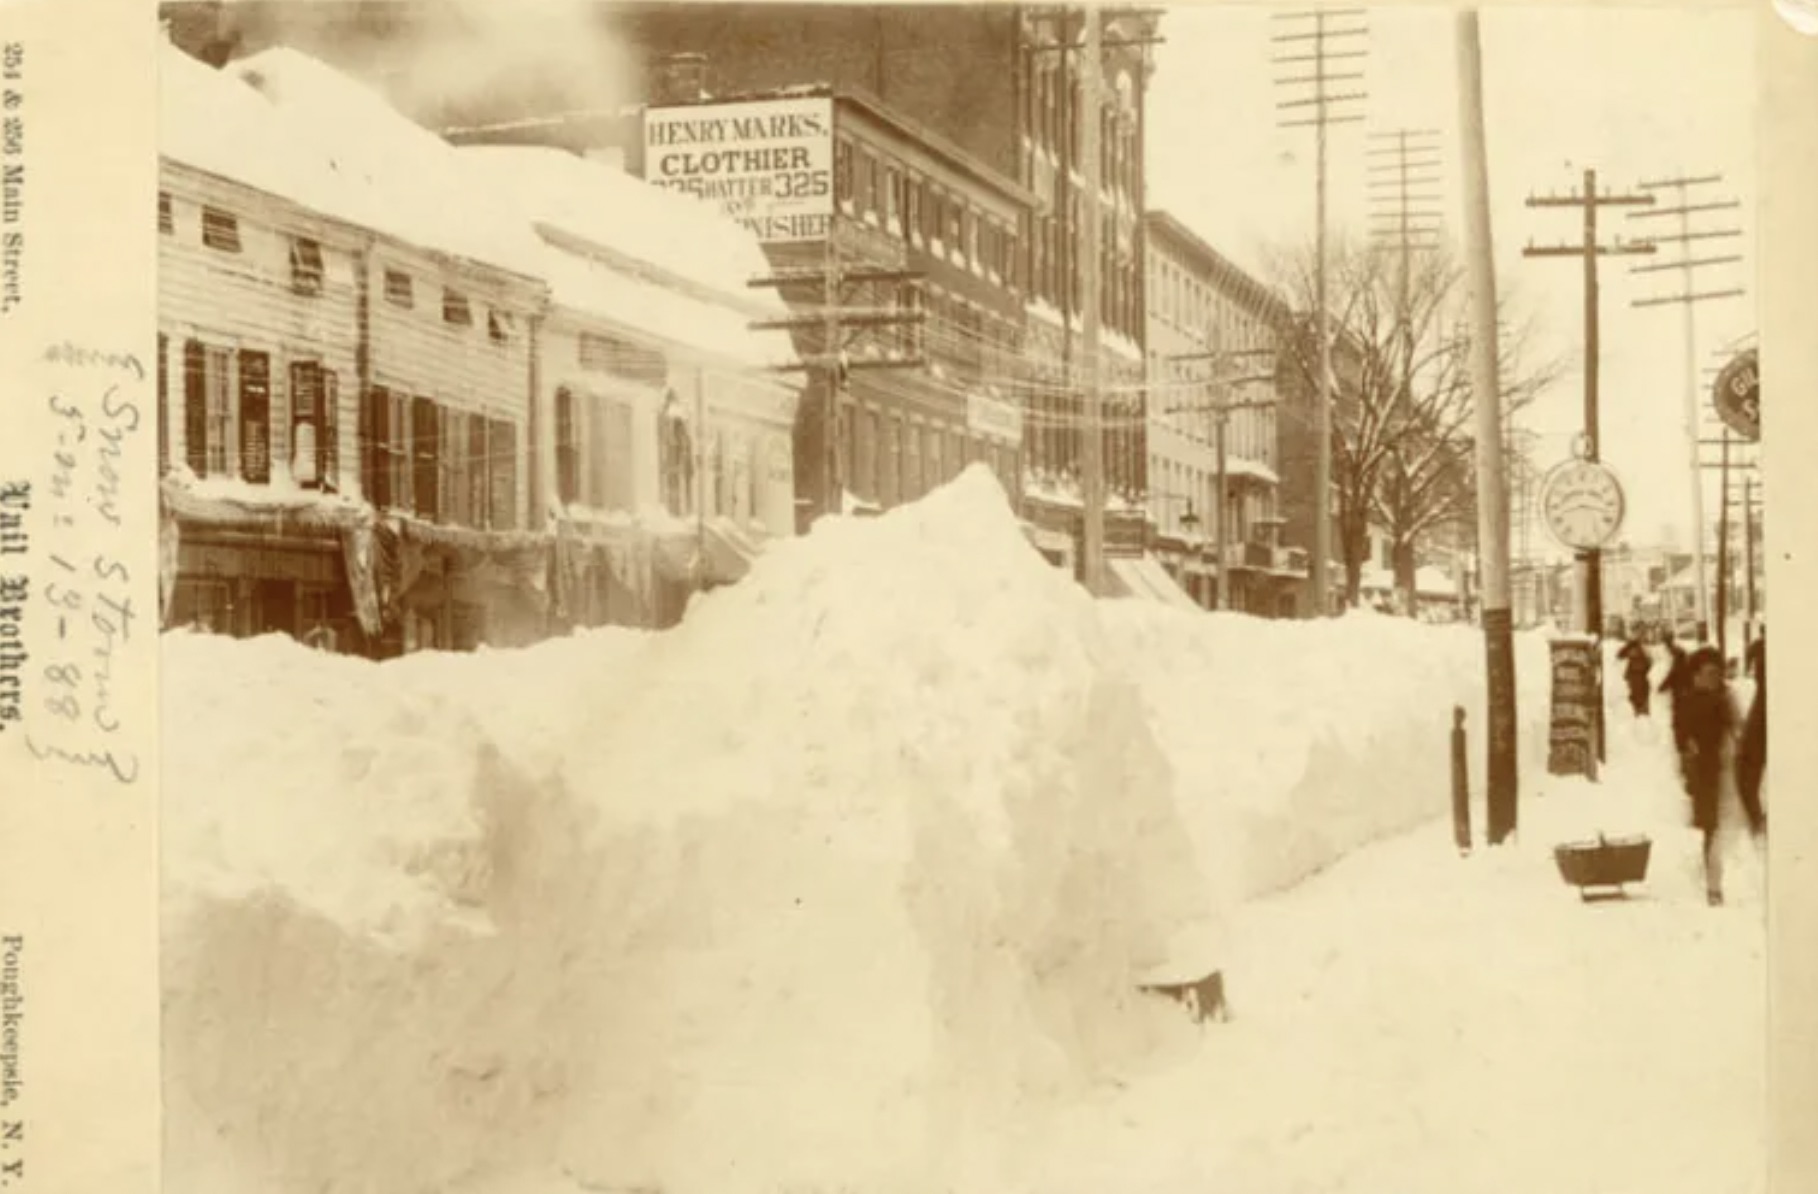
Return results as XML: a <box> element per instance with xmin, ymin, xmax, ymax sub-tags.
<box><xmin>1547</xmin><ymin>637</ymin><xmax>1600</xmax><ymax>779</ymax></box>
<box><xmin>1712</xmin><ymin>347</ymin><xmax>1760</xmax><ymax>442</ymax></box>
<box><xmin>643</xmin><ymin>97</ymin><xmax>834</xmax><ymax>244</ymax></box>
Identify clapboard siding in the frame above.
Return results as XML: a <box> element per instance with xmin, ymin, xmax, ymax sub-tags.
<box><xmin>365</xmin><ymin>250</ymin><xmax>541</xmax><ymax>527</ymax></box>
<box><xmin>158</xmin><ymin>162</ymin><xmax>363</xmax><ymax>492</ymax></box>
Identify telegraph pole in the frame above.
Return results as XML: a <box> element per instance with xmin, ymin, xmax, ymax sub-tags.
<box><xmin>1455</xmin><ymin>9</ymin><xmax>1518</xmax><ymax>844</ymax></box>
<box><xmin>1273</xmin><ymin>8</ymin><xmax>1367</xmax><ymax>617</ymax></box>
<box><xmin>1079</xmin><ymin>3</ymin><xmax>1107</xmax><ymax>595</ymax></box>
<box><xmin>751</xmin><ymin>259</ymin><xmax>927</xmax><ymax>523</ymax></box>
<box><xmin>1627</xmin><ymin>173</ymin><xmax>1745</xmax><ymax>644</ymax></box>
<box><xmin>1521</xmin><ymin>169</ymin><xmax>1655</xmax><ymax>644</ymax></box>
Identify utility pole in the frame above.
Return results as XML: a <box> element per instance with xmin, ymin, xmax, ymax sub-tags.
<box><xmin>1627</xmin><ymin>173</ymin><xmax>1745</xmax><ymax>644</ymax></box>
<box><xmin>751</xmin><ymin>259</ymin><xmax>927</xmax><ymax>523</ymax></box>
<box><xmin>1368</xmin><ymin>127</ymin><xmax>1442</xmax><ymax>613</ymax></box>
<box><xmin>1715</xmin><ymin>427</ymin><xmax>1731</xmax><ymax>658</ymax></box>
<box><xmin>1079</xmin><ymin>2</ymin><xmax>1107</xmax><ymax>595</ymax></box>
<box><xmin>1522</xmin><ymin>170</ymin><xmax>1655</xmax><ymax>639</ymax></box>
<box><xmin>1163</xmin><ymin>341</ymin><xmax>1275</xmax><ymax>612</ymax></box>
<box><xmin>1523</xmin><ymin>168</ymin><xmax>1653</xmax><ymax>766</ymax></box>
<box><xmin>1455</xmin><ymin>9</ymin><xmax>1518</xmax><ymax>844</ymax></box>
<box><xmin>1273</xmin><ymin>8</ymin><xmax>1367</xmax><ymax>618</ymax></box>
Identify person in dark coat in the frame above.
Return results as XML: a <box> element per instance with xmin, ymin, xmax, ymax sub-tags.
<box><xmin>1617</xmin><ymin>628</ymin><xmax>1655</xmax><ymax>717</ymax></box>
<box><xmin>1736</xmin><ymin>630</ymin><xmax>1767</xmax><ymax>837</ymax></box>
<box><xmin>1659</xmin><ymin>632</ymin><xmax>1692</xmax><ymax>751</ymax></box>
<box><xmin>1677</xmin><ymin>646</ymin><xmax>1736</xmax><ymax>905</ymax></box>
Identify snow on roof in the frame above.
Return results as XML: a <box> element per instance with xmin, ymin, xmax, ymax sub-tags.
<box><xmin>223</xmin><ymin>47</ymin><xmax>548</xmax><ymax>281</ymax></box>
<box><xmin>159</xmin><ymin>42</ymin><xmax>379</xmax><ymax>228</ymax></box>
<box><xmin>451</xmin><ymin>144</ymin><xmax>796</xmax><ymax>369</ymax></box>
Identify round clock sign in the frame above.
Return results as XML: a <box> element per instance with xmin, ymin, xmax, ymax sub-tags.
<box><xmin>1540</xmin><ymin>458</ymin><xmax>1626</xmax><ymax>552</ymax></box>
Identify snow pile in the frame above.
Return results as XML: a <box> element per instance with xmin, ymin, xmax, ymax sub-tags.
<box><xmin>1099</xmin><ymin>601</ymin><xmax>1554</xmax><ymax>903</ymax></box>
<box><xmin>164</xmin><ymin>466</ymin><xmax>1214</xmax><ymax>1194</ymax></box>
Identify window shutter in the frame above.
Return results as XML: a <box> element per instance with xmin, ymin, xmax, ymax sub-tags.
<box><xmin>411</xmin><ymin>396</ymin><xmax>440</xmax><ymax>520</ymax></box>
<box><xmin>363</xmin><ymin>386</ymin><xmax>391</xmax><ymax>509</ymax></box>
<box><xmin>321</xmin><ymin>371</ymin><xmax>340</xmax><ymax>493</ymax></box>
<box><xmin>183</xmin><ymin>340</ymin><xmax>208</xmax><ymax>476</ymax></box>
<box><xmin>468</xmin><ymin>417</ymin><xmax>490</xmax><ymax>527</ymax></box>
<box><xmin>488</xmin><ymin>418</ymin><xmax>517</xmax><ymax>529</ymax></box>
<box><xmin>554</xmin><ymin>387</ymin><xmax>578</xmax><ymax>506</ymax></box>
<box><xmin>238</xmin><ymin>350</ymin><xmax>271</xmax><ymax>484</ymax></box>
<box><xmin>157</xmin><ymin>334</ymin><xmax>169</xmax><ymax>475</ymax></box>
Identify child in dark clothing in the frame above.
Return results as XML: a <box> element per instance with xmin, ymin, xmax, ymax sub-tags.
<box><xmin>1617</xmin><ymin>630</ymin><xmax>1654</xmax><ymax>717</ymax></box>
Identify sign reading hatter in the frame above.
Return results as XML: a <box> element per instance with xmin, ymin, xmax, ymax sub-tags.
<box><xmin>644</xmin><ymin>97</ymin><xmax>835</xmax><ymax>244</ymax></box>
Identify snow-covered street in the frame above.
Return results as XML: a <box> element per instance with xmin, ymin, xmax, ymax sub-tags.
<box><xmin>1032</xmin><ymin>741</ymin><xmax>1767</xmax><ymax>1194</ymax></box>
<box><xmin>160</xmin><ymin>470</ymin><xmax>1766</xmax><ymax>1194</ymax></box>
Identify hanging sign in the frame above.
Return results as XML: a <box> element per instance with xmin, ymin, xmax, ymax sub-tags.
<box><xmin>1540</xmin><ymin>457</ymin><xmax>1625</xmax><ymax>553</ymax></box>
<box><xmin>1546</xmin><ymin>636</ymin><xmax>1600</xmax><ymax>780</ymax></box>
<box><xmin>1711</xmin><ymin>347</ymin><xmax>1760</xmax><ymax>442</ymax></box>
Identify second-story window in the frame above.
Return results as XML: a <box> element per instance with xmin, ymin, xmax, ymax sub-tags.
<box><xmin>201</xmin><ymin>206</ymin><xmax>241</xmax><ymax>253</ymax></box>
<box><xmin>384</xmin><ymin>269</ymin><xmax>414</xmax><ymax>308</ymax></box>
<box><xmin>290</xmin><ymin>237</ymin><xmax>325</xmax><ymax>296</ymax></box>
<box><xmin>442</xmin><ymin>289</ymin><xmax>473</xmax><ymax>327</ymax></box>
<box><xmin>158</xmin><ymin>192</ymin><xmax>173</xmax><ymax>235</ymax></box>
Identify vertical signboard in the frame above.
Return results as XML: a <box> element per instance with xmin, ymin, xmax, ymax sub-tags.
<box><xmin>643</xmin><ymin>97</ymin><xmax>835</xmax><ymax>244</ymax></box>
<box><xmin>1547</xmin><ymin>636</ymin><xmax>1600</xmax><ymax>779</ymax></box>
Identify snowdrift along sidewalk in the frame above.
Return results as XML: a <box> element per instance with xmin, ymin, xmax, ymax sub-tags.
<box><xmin>166</xmin><ymin>465</ymin><xmax>1552</xmax><ymax>1194</ymax></box>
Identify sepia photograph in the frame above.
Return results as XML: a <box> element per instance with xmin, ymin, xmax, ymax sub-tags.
<box><xmin>145</xmin><ymin>2</ymin><xmax>1767</xmax><ymax>1192</ymax></box>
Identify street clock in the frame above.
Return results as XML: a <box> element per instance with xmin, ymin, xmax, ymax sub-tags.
<box><xmin>1540</xmin><ymin>457</ymin><xmax>1626</xmax><ymax>552</ymax></box>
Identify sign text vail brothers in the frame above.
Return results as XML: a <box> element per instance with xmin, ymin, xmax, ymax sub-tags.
<box><xmin>644</xmin><ymin>97</ymin><xmax>834</xmax><ymax>244</ymax></box>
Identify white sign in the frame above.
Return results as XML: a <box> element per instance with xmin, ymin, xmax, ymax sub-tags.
<box><xmin>1540</xmin><ymin>458</ymin><xmax>1626</xmax><ymax>552</ymax></box>
<box><xmin>967</xmin><ymin>393</ymin><xmax>1024</xmax><ymax>445</ymax></box>
<box><xmin>643</xmin><ymin>97</ymin><xmax>834</xmax><ymax>244</ymax></box>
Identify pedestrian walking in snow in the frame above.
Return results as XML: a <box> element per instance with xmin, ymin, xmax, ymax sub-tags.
<box><xmin>1736</xmin><ymin>631</ymin><xmax>1767</xmax><ymax>837</ymax></box>
<box><xmin>1617</xmin><ymin>629</ymin><xmax>1654</xmax><ymax>718</ymax></box>
<box><xmin>1676</xmin><ymin>646</ymin><xmax>1737</xmax><ymax>905</ymax></box>
<box><xmin>1659</xmin><ymin>633</ymin><xmax>1692</xmax><ymax>752</ymax></box>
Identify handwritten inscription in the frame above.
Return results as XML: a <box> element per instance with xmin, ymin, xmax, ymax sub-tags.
<box><xmin>1</xmin><ymin>40</ymin><xmax>22</xmax><ymax>316</ymax></box>
<box><xmin>22</xmin><ymin>346</ymin><xmax>146</xmax><ymax>785</ymax></box>
<box><xmin>0</xmin><ymin>482</ymin><xmax>23</xmax><ymax>731</ymax></box>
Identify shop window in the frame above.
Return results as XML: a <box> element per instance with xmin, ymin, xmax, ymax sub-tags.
<box><xmin>290</xmin><ymin>237</ymin><xmax>325</xmax><ymax>296</ymax></box>
<box><xmin>359</xmin><ymin>384</ymin><xmax>410</xmax><ymax>511</ymax></box>
<box><xmin>201</xmin><ymin>206</ymin><xmax>241</xmax><ymax>253</ymax></box>
<box><xmin>289</xmin><ymin>360</ymin><xmax>340</xmax><ymax>491</ymax></box>
<box><xmin>835</xmin><ymin>138</ymin><xmax>854</xmax><ymax>206</ymax></box>
<box><xmin>181</xmin><ymin>339</ymin><xmax>234</xmax><ymax>478</ymax></box>
<box><xmin>172</xmin><ymin>578</ymin><xmax>232</xmax><ymax>635</ymax></box>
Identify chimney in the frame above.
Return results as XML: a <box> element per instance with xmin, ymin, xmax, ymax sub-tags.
<box><xmin>653</xmin><ymin>52</ymin><xmax>709</xmax><ymax>105</ymax></box>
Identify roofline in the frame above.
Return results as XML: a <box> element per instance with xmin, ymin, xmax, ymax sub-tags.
<box><xmin>648</xmin><ymin>84</ymin><xmax>1039</xmax><ymax>212</ymax></box>
<box><xmin>1143</xmin><ymin>209</ymin><xmax>1290</xmax><ymax>322</ymax></box>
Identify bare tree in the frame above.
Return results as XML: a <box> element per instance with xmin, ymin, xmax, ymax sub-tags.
<box><xmin>1267</xmin><ymin>235</ymin><xmax>1563</xmax><ymax>610</ymax></box>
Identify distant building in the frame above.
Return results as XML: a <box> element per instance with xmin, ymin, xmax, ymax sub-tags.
<box><xmin>1142</xmin><ymin>211</ymin><xmax>1304</xmax><ymax>616</ymax></box>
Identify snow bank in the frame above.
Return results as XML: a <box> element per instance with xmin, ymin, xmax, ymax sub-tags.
<box><xmin>165</xmin><ymin>466</ymin><xmax>1212</xmax><ymax>1194</ymax></box>
<box><xmin>1100</xmin><ymin>601</ymin><xmax>1554</xmax><ymax>904</ymax></box>
<box><xmin>165</xmin><ymin>464</ymin><xmax>1569</xmax><ymax>1194</ymax></box>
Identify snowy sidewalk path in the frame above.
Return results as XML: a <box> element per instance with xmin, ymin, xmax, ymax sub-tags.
<box><xmin>1039</xmin><ymin>750</ymin><xmax>1766</xmax><ymax>1194</ymax></box>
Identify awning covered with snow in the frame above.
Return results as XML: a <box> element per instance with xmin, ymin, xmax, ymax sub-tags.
<box><xmin>1105</xmin><ymin>555</ymin><xmax>1202</xmax><ymax>612</ymax></box>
